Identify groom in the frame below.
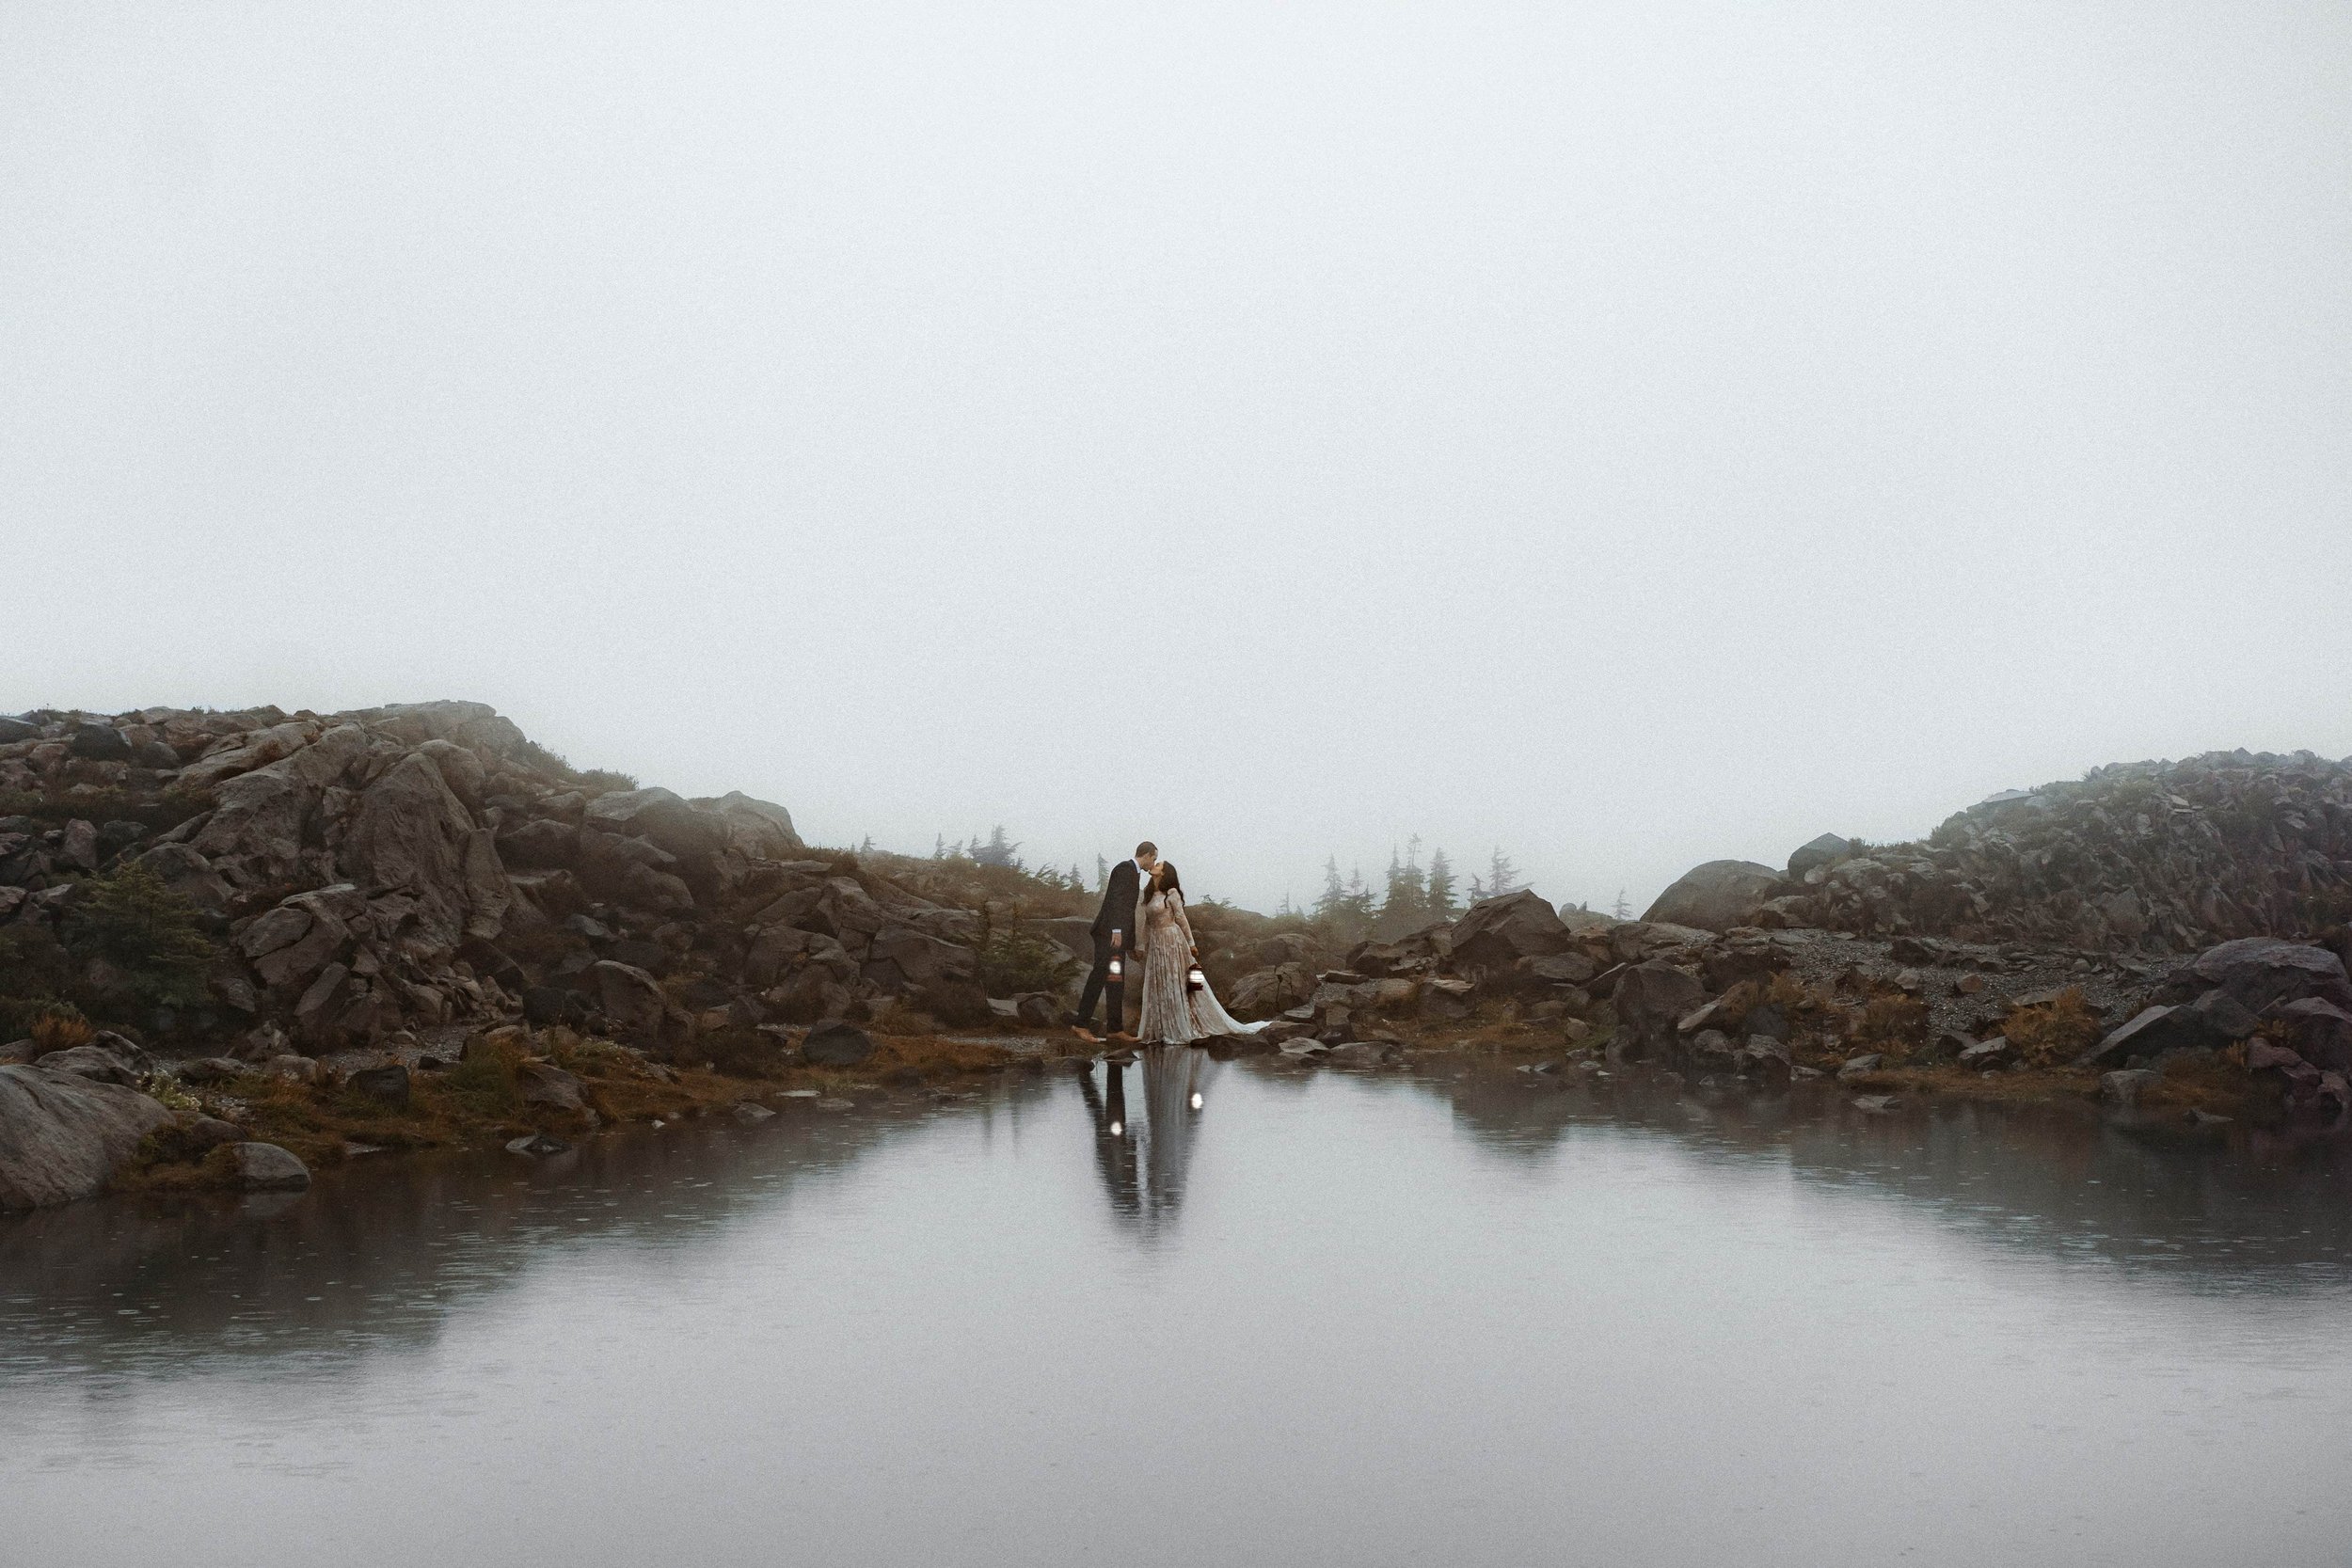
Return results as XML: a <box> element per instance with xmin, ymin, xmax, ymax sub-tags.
<box><xmin>1071</xmin><ymin>841</ymin><xmax>1156</xmax><ymax>1044</ymax></box>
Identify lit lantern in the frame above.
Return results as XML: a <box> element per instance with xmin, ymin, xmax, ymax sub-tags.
<box><xmin>1184</xmin><ymin>960</ymin><xmax>1206</xmax><ymax>992</ymax></box>
<box><xmin>1189</xmin><ymin>1091</ymin><xmax>1203</xmax><ymax>1110</ymax></box>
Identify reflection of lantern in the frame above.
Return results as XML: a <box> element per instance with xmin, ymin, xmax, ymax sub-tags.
<box><xmin>1108</xmin><ymin>929</ymin><xmax>1125</xmax><ymax>980</ymax></box>
<box><xmin>1189</xmin><ymin>1091</ymin><xmax>1203</xmax><ymax>1111</ymax></box>
<box><xmin>1108</xmin><ymin>1119</ymin><xmax>1123</xmax><ymax>1136</ymax></box>
<box><xmin>1184</xmin><ymin>960</ymin><xmax>1206</xmax><ymax>992</ymax></box>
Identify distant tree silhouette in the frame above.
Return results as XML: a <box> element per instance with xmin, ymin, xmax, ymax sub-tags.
<box><xmin>1482</xmin><ymin>847</ymin><xmax>1522</xmax><ymax>899</ymax></box>
<box><xmin>1425</xmin><ymin>847</ymin><xmax>1458</xmax><ymax>918</ymax></box>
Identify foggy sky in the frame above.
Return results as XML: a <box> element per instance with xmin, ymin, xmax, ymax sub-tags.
<box><xmin>6</xmin><ymin>2</ymin><xmax>2349</xmax><ymax>915</ymax></box>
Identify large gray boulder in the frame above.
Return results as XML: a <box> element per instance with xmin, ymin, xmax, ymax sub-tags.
<box><xmin>340</xmin><ymin>751</ymin><xmax>512</xmax><ymax>944</ymax></box>
<box><xmin>0</xmin><ymin>1066</ymin><xmax>174</xmax><ymax>1210</ymax></box>
<box><xmin>2076</xmin><ymin>1005</ymin><xmax>2219</xmax><ymax>1069</ymax></box>
<box><xmin>2189</xmin><ymin>938</ymin><xmax>2352</xmax><ymax>1015</ymax></box>
<box><xmin>572</xmin><ymin>831</ymin><xmax>694</xmax><ymax>913</ymax></box>
<box><xmin>1787</xmin><ymin>833</ymin><xmax>1855</xmax><ymax>880</ymax></box>
<box><xmin>583</xmin><ymin>787</ymin><xmax>726</xmax><ymax>873</ymax></box>
<box><xmin>589</xmin><ymin>959</ymin><xmax>676</xmax><ymax>1042</ymax></box>
<box><xmin>1611</xmin><ymin>961</ymin><xmax>1708</xmax><ymax>1059</ymax></box>
<box><xmin>691</xmin><ymin>791</ymin><xmax>803</xmax><ymax>859</ymax></box>
<box><xmin>1449</xmin><ymin>890</ymin><xmax>1572</xmax><ymax>968</ymax></box>
<box><xmin>863</xmin><ymin>926</ymin><xmax>978</xmax><ymax>990</ymax></box>
<box><xmin>1642</xmin><ymin>861</ymin><xmax>1786</xmax><ymax>933</ymax></box>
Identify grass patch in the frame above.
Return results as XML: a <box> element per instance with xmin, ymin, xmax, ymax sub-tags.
<box><xmin>2002</xmin><ymin>987</ymin><xmax>2104</xmax><ymax>1067</ymax></box>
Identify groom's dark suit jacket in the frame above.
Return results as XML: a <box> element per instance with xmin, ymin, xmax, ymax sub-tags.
<box><xmin>1092</xmin><ymin>859</ymin><xmax>1142</xmax><ymax>949</ymax></box>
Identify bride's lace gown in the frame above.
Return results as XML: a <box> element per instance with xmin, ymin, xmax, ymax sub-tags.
<box><xmin>1135</xmin><ymin>889</ymin><xmax>1267</xmax><ymax>1043</ymax></box>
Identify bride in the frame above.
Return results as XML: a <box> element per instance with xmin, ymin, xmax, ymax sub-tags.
<box><xmin>1135</xmin><ymin>861</ymin><xmax>1268</xmax><ymax>1044</ymax></box>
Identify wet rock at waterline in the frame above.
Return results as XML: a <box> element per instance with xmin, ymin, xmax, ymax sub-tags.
<box><xmin>228</xmin><ymin>1141</ymin><xmax>311</xmax><ymax>1192</ymax></box>
<box><xmin>803</xmin><ymin>1022</ymin><xmax>876</xmax><ymax>1068</ymax></box>
<box><xmin>0</xmin><ymin>1066</ymin><xmax>175</xmax><ymax>1210</ymax></box>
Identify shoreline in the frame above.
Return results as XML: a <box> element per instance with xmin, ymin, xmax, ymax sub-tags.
<box><xmin>85</xmin><ymin>1008</ymin><xmax>2278</xmax><ymax>1207</ymax></box>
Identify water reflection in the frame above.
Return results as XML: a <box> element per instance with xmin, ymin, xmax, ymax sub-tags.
<box><xmin>8</xmin><ymin>1061</ymin><xmax>2352</xmax><ymax>1393</ymax></box>
<box><xmin>1429</xmin><ymin>1067</ymin><xmax>2352</xmax><ymax>1285</ymax></box>
<box><xmin>1074</xmin><ymin>1046</ymin><xmax>1219</xmax><ymax>1238</ymax></box>
<box><xmin>0</xmin><ymin>1085</ymin><xmax>1057</xmax><ymax>1383</ymax></box>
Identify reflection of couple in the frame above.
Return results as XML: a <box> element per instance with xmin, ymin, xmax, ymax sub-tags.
<box><xmin>1079</xmin><ymin>1041</ymin><xmax>1219</xmax><ymax>1234</ymax></box>
<box><xmin>1071</xmin><ymin>841</ymin><xmax>1265</xmax><ymax>1046</ymax></box>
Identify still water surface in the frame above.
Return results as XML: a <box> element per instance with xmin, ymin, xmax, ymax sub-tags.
<box><xmin>6</xmin><ymin>1054</ymin><xmax>2352</xmax><ymax>1566</ymax></box>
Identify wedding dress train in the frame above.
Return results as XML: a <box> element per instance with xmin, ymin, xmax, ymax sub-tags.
<box><xmin>1134</xmin><ymin>888</ymin><xmax>1270</xmax><ymax>1044</ymax></box>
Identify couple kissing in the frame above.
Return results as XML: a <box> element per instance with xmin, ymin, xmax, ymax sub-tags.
<box><xmin>1070</xmin><ymin>842</ymin><xmax>1266</xmax><ymax>1047</ymax></box>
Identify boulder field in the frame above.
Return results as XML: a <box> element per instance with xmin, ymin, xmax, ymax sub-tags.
<box><xmin>1637</xmin><ymin>751</ymin><xmax>2352</xmax><ymax>955</ymax></box>
<box><xmin>8</xmin><ymin>704</ymin><xmax>2352</xmax><ymax>1207</ymax></box>
<box><xmin>1</xmin><ymin>701</ymin><xmax>988</xmax><ymax>1064</ymax></box>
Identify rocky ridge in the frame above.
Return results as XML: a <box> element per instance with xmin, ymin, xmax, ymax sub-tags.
<box><xmin>1643</xmin><ymin>751</ymin><xmax>2352</xmax><ymax>956</ymax></box>
<box><xmin>0</xmin><ymin>702</ymin><xmax>998</xmax><ymax>1062</ymax></box>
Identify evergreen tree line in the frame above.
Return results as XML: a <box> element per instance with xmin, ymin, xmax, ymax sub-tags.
<box><xmin>1288</xmin><ymin>838</ymin><xmax>1525</xmax><ymax>942</ymax></box>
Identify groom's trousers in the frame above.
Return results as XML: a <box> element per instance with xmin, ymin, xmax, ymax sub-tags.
<box><xmin>1075</xmin><ymin>929</ymin><xmax>1126</xmax><ymax>1029</ymax></box>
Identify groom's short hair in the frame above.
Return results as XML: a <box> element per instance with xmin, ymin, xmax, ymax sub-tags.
<box><xmin>1135</xmin><ymin>841</ymin><xmax>1157</xmax><ymax>858</ymax></box>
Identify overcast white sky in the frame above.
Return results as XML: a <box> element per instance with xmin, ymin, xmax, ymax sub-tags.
<box><xmin>5</xmin><ymin>2</ymin><xmax>2348</xmax><ymax>913</ymax></box>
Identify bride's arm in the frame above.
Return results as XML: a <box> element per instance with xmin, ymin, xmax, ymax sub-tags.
<box><xmin>1173</xmin><ymin>893</ymin><xmax>1197</xmax><ymax>953</ymax></box>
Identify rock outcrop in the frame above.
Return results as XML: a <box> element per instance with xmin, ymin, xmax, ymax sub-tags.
<box><xmin>1783</xmin><ymin>752</ymin><xmax>2352</xmax><ymax>955</ymax></box>
<box><xmin>0</xmin><ymin>1066</ymin><xmax>173</xmax><ymax>1209</ymax></box>
<box><xmin>1641</xmin><ymin>860</ymin><xmax>1785</xmax><ymax>933</ymax></box>
<box><xmin>0</xmin><ymin>702</ymin><xmax>994</xmax><ymax>1061</ymax></box>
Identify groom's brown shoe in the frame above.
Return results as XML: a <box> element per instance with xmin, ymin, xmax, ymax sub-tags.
<box><xmin>1070</xmin><ymin>1025</ymin><xmax>1103</xmax><ymax>1045</ymax></box>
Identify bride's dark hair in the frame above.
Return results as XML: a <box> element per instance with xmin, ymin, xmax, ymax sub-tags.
<box><xmin>1152</xmin><ymin>862</ymin><xmax>1184</xmax><ymax>900</ymax></box>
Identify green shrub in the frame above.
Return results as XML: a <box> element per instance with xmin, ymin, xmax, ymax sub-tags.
<box><xmin>62</xmin><ymin>863</ymin><xmax>216</xmax><ymax>1009</ymax></box>
<box><xmin>976</xmin><ymin>928</ymin><xmax>1078</xmax><ymax>997</ymax></box>
<box><xmin>446</xmin><ymin>1038</ymin><xmax>521</xmax><ymax>1116</ymax></box>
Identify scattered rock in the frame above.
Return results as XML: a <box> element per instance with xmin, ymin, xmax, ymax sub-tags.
<box><xmin>1836</xmin><ymin>1053</ymin><xmax>1883</xmax><ymax>1082</ymax></box>
<box><xmin>2099</xmin><ymin>1068</ymin><xmax>2161</xmax><ymax>1108</ymax></box>
<box><xmin>504</xmin><ymin>1132</ymin><xmax>571</xmax><ymax>1156</ymax></box>
<box><xmin>732</xmin><ymin>1101</ymin><xmax>776</xmax><ymax>1122</ymax></box>
<box><xmin>345</xmin><ymin>1062</ymin><xmax>411</xmax><ymax>1106</ymax></box>
<box><xmin>515</xmin><ymin>1060</ymin><xmax>588</xmax><ymax>1114</ymax></box>
<box><xmin>803</xmin><ymin>1022</ymin><xmax>876</xmax><ymax>1068</ymax></box>
<box><xmin>183</xmin><ymin>1116</ymin><xmax>245</xmax><ymax>1150</ymax></box>
<box><xmin>1957</xmin><ymin>1037</ymin><xmax>2016</xmax><ymax>1071</ymax></box>
<box><xmin>230</xmin><ymin>1142</ymin><xmax>311</xmax><ymax>1191</ymax></box>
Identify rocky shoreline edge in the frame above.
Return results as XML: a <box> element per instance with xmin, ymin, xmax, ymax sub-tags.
<box><xmin>8</xmin><ymin>701</ymin><xmax>2352</xmax><ymax>1211</ymax></box>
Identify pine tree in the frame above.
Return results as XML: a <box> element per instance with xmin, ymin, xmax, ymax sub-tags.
<box><xmin>1096</xmin><ymin>853</ymin><xmax>1110</xmax><ymax>891</ymax></box>
<box><xmin>1378</xmin><ymin>837</ymin><xmax>1429</xmax><ymax>936</ymax></box>
<box><xmin>1071</xmin><ymin>863</ymin><xmax>1084</xmax><ymax>891</ymax></box>
<box><xmin>1426</xmin><ymin>847</ymin><xmax>1458</xmax><ymax>918</ymax></box>
<box><xmin>1484</xmin><ymin>847</ymin><xmax>1521</xmax><ymax>899</ymax></box>
<box><xmin>1612</xmin><ymin>888</ymin><xmax>1631</xmax><ymax>920</ymax></box>
<box><xmin>933</xmin><ymin>832</ymin><xmax>947</xmax><ymax>860</ymax></box>
<box><xmin>1313</xmin><ymin>855</ymin><xmax>1346</xmax><ymax>922</ymax></box>
<box><xmin>858</xmin><ymin>834</ymin><xmax>875</xmax><ymax>855</ymax></box>
<box><xmin>972</xmin><ymin>825</ymin><xmax>1022</xmax><ymax>868</ymax></box>
<box><xmin>1343</xmin><ymin>866</ymin><xmax>1378</xmax><ymax>933</ymax></box>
